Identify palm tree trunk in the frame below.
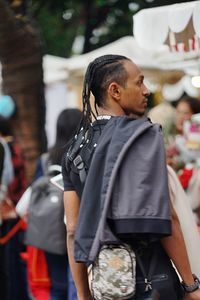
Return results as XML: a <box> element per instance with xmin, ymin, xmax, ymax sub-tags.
<box><xmin>0</xmin><ymin>0</ymin><xmax>47</xmax><ymax>180</ymax></box>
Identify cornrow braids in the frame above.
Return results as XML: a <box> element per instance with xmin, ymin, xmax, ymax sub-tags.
<box><xmin>81</xmin><ymin>54</ymin><xmax>130</xmax><ymax>132</ymax></box>
<box><xmin>67</xmin><ymin>55</ymin><xmax>130</xmax><ymax>165</ymax></box>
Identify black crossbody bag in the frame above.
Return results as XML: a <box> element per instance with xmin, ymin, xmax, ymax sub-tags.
<box><xmin>134</xmin><ymin>247</ymin><xmax>185</xmax><ymax>300</ymax></box>
<box><xmin>135</xmin><ymin>251</ymin><xmax>160</xmax><ymax>300</ymax></box>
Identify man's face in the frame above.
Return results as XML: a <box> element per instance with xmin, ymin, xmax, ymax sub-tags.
<box><xmin>119</xmin><ymin>60</ymin><xmax>150</xmax><ymax>117</ymax></box>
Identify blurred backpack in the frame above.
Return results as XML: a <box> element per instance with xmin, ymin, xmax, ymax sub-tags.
<box><xmin>25</xmin><ymin>154</ymin><xmax>66</xmax><ymax>255</ymax></box>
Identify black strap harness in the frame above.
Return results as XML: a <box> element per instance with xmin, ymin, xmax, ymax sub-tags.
<box><xmin>66</xmin><ymin>124</ymin><xmax>100</xmax><ymax>183</ymax></box>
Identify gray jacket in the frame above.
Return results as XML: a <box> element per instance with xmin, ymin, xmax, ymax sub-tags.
<box><xmin>75</xmin><ymin>116</ymin><xmax>171</xmax><ymax>264</ymax></box>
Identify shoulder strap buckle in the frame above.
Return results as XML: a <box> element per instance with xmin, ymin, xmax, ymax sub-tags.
<box><xmin>73</xmin><ymin>155</ymin><xmax>87</xmax><ymax>183</ymax></box>
<box><xmin>73</xmin><ymin>155</ymin><xmax>84</xmax><ymax>170</ymax></box>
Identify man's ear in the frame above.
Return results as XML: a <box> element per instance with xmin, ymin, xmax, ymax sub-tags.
<box><xmin>108</xmin><ymin>82</ymin><xmax>121</xmax><ymax>102</ymax></box>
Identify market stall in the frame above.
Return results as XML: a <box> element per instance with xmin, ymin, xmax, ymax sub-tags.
<box><xmin>133</xmin><ymin>1</ymin><xmax>200</xmax><ymax>88</ymax></box>
<box><xmin>133</xmin><ymin>1</ymin><xmax>200</xmax><ymax>53</ymax></box>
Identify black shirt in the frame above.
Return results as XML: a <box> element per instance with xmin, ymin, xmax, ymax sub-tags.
<box><xmin>62</xmin><ymin>119</ymin><xmax>109</xmax><ymax>199</ymax></box>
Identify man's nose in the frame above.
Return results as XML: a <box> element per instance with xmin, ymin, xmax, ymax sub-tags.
<box><xmin>143</xmin><ymin>84</ymin><xmax>150</xmax><ymax>97</ymax></box>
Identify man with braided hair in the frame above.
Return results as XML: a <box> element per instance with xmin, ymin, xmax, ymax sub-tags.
<box><xmin>62</xmin><ymin>55</ymin><xmax>200</xmax><ymax>300</ymax></box>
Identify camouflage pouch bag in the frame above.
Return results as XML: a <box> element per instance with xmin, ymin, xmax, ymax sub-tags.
<box><xmin>91</xmin><ymin>244</ymin><xmax>136</xmax><ymax>300</ymax></box>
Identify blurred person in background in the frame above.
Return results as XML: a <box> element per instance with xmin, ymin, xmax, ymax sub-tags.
<box><xmin>148</xmin><ymin>100</ymin><xmax>176</xmax><ymax>142</ymax></box>
<box><xmin>0</xmin><ymin>115</ymin><xmax>30</xmax><ymax>300</ymax></box>
<box><xmin>26</xmin><ymin>108</ymin><xmax>81</xmax><ymax>300</ymax></box>
<box><xmin>0</xmin><ymin>140</ymin><xmax>7</xmax><ymax>299</ymax></box>
<box><xmin>43</xmin><ymin>108</ymin><xmax>81</xmax><ymax>300</ymax></box>
<box><xmin>175</xmin><ymin>96</ymin><xmax>200</xmax><ymax>135</ymax></box>
<box><xmin>163</xmin><ymin>96</ymin><xmax>200</xmax><ymax>228</ymax></box>
<box><xmin>165</xmin><ymin>96</ymin><xmax>200</xmax><ymax>172</ymax></box>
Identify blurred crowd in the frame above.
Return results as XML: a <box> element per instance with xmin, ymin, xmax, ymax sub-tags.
<box><xmin>0</xmin><ymin>95</ymin><xmax>81</xmax><ymax>300</ymax></box>
<box><xmin>148</xmin><ymin>95</ymin><xmax>200</xmax><ymax>226</ymax></box>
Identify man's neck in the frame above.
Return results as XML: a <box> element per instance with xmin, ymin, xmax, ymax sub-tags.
<box><xmin>129</xmin><ymin>113</ymin><xmax>145</xmax><ymax>119</ymax></box>
<box><xmin>97</xmin><ymin>106</ymin><xmax>125</xmax><ymax>117</ymax></box>
<box><xmin>97</xmin><ymin>107</ymin><xmax>145</xmax><ymax>119</ymax></box>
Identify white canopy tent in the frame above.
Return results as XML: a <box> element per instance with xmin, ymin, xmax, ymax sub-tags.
<box><xmin>64</xmin><ymin>1</ymin><xmax>200</xmax><ymax>81</ymax></box>
<box><xmin>42</xmin><ymin>55</ymin><xmax>79</xmax><ymax>147</ymax></box>
<box><xmin>133</xmin><ymin>1</ymin><xmax>200</xmax><ymax>52</ymax></box>
<box><xmin>63</xmin><ymin>35</ymin><xmax>197</xmax><ymax>76</ymax></box>
<box><xmin>132</xmin><ymin>1</ymin><xmax>200</xmax><ymax>100</ymax></box>
<box><xmin>1</xmin><ymin>31</ymin><xmax>199</xmax><ymax>110</ymax></box>
<box><xmin>62</xmin><ymin>35</ymin><xmax>200</xmax><ymax>101</ymax></box>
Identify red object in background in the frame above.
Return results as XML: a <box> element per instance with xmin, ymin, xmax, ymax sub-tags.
<box><xmin>26</xmin><ymin>246</ymin><xmax>51</xmax><ymax>300</ymax></box>
<box><xmin>0</xmin><ymin>219</ymin><xmax>26</xmax><ymax>245</ymax></box>
<box><xmin>178</xmin><ymin>168</ymin><xmax>194</xmax><ymax>190</ymax></box>
<box><xmin>166</xmin><ymin>145</ymin><xmax>180</xmax><ymax>158</ymax></box>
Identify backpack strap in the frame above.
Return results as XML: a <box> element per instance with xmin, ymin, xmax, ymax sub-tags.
<box><xmin>135</xmin><ymin>248</ymin><xmax>158</xmax><ymax>292</ymax></box>
<box><xmin>65</xmin><ymin>125</ymin><xmax>93</xmax><ymax>183</ymax></box>
<box><xmin>40</xmin><ymin>153</ymin><xmax>61</xmax><ymax>176</ymax></box>
<box><xmin>40</xmin><ymin>153</ymin><xmax>50</xmax><ymax>175</ymax></box>
<box><xmin>67</xmin><ymin>127</ymin><xmax>87</xmax><ymax>163</ymax></box>
<box><xmin>48</xmin><ymin>165</ymin><xmax>61</xmax><ymax>174</ymax></box>
<box><xmin>66</xmin><ymin>125</ymin><xmax>99</xmax><ymax>183</ymax></box>
<box><xmin>73</xmin><ymin>155</ymin><xmax>87</xmax><ymax>183</ymax></box>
